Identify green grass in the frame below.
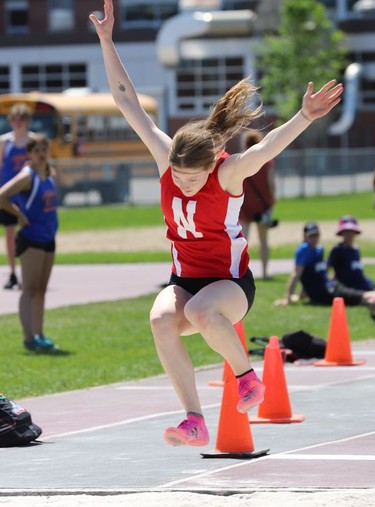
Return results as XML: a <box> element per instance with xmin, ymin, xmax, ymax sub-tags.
<box><xmin>0</xmin><ymin>191</ymin><xmax>373</xmax><ymax>265</ymax></box>
<box><xmin>1</xmin><ymin>191</ymin><xmax>372</xmax><ymax>238</ymax></box>
<box><xmin>274</xmin><ymin>191</ymin><xmax>374</xmax><ymax>221</ymax></box>
<box><xmin>1</xmin><ymin>267</ymin><xmax>374</xmax><ymax>400</ymax></box>
<box><xmin>57</xmin><ymin>204</ymin><xmax>165</xmax><ymax>232</ymax></box>
<box><xmin>1</xmin><ymin>191</ymin><xmax>374</xmax><ymax>399</ymax></box>
<box><xmin>44</xmin><ymin>251</ymin><xmax>171</xmax><ymax>264</ymax></box>
<box><xmin>1</xmin><ymin>241</ymin><xmax>374</xmax><ymax>266</ymax></box>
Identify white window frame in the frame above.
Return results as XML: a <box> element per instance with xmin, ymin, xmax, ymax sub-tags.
<box><xmin>48</xmin><ymin>0</ymin><xmax>74</xmax><ymax>32</ymax></box>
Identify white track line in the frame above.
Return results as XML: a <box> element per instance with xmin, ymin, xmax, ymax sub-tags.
<box><xmin>41</xmin><ymin>403</ymin><xmax>220</xmax><ymax>441</ymax></box>
<box><xmin>159</xmin><ymin>431</ymin><xmax>375</xmax><ymax>488</ymax></box>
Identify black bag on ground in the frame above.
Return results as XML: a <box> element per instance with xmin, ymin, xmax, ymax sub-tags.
<box><xmin>281</xmin><ymin>330</ymin><xmax>326</xmax><ymax>359</ymax></box>
<box><xmin>0</xmin><ymin>394</ymin><xmax>42</xmax><ymax>447</ymax></box>
<box><xmin>249</xmin><ymin>330</ymin><xmax>326</xmax><ymax>362</ymax></box>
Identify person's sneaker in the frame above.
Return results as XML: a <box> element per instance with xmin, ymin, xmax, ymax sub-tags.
<box><xmin>24</xmin><ymin>335</ymin><xmax>58</xmax><ymax>352</ymax></box>
<box><xmin>3</xmin><ymin>273</ymin><xmax>19</xmax><ymax>290</ymax></box>
<box><xmin>164</xmin><ymin>413</ymin><xmax>209</xmax><ymax>447</ymax></box>
<box><xmin>236</xmin><ymin>370</ymin><xmax>266</xmax><ymax>413</ymax></box>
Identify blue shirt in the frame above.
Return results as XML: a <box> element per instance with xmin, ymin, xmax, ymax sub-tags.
<box><xmin>17</xmin><ymin>166</ymin><xmax>58</xmax><ymax>243</ymax></box>
<box><xmin>295</xmin><ymin>242</ymin><xmax>334</xmax><ymax>304</ymax></box>
<box><xmin>328</xmin><ymin>242</ymin><xmax>375</xmax><ymax>291</ymax></box>
<box><xmin>0</xmin><ymin>138</ymin><xmax>28</xmax><ymax>186</ymax></box>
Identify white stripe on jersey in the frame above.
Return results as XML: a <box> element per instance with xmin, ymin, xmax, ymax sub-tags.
<box><xmin>25</xmin><ymin>172</ymin><xmax>40</xmax><ymax>210</ymax></box>
<box><xmin>172</xmin><ymin>242</ymin><xmax>182</xmax><ymax>276</ymax></box>
<box><xmin>225</xmin><ymin>195</ymin><xmax>247</xmax><ymax>277</ymax></box>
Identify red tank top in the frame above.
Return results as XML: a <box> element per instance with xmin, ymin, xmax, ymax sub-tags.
<box><xmin>160</xmin><ymin>153</ymin><xmax>250</xmax><ymax>278</ymax></box>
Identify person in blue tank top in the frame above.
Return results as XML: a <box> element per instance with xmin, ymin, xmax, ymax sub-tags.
<box><xmin>275</xmin><ymin>222</ymin><xmax>375</xmax><ymax>320</ymax></box>
<box><xmin>0</xmin><ymin>104</ymin><xmax>35</xmax><ymax>290</ymax></box>
<box><xmin>0</xmin><ymin>134</ymin><xmax>59</xmax><ymax>351</ymax></box>
<box><xmin>328</xmin><ymin>215</ymin><xmax>375</xmax><ymax>291</ymax></box>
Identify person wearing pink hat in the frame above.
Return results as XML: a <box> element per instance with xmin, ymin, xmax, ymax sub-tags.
<box><xmin>328</xmin><ymin>216</ymin><xmax>375</xmax><ymax>291</ymax></box>
<box><xmin>275</xmin><ymin>221</ymin><xmax>375</xmax><ymax>320</ymax></box>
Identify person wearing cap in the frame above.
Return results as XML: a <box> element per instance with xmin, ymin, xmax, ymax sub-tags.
<box><xmin>328</xmin><ymin>216</ymin><xmax>375</xmax><ymax>291</ymax></box>
<box><xmin>275</xmin><ymin>222</ymin><xmax>375</xmax><ymax>318</ymax></box>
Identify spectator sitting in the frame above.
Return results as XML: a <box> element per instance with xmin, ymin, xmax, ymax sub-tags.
<box><xmin>275</xmin><ymin>222</ymin><xmax>375</xmax><ymax>319</ymax></box>
<box><xmin>328</xmin><ymin>215</ymin><xmax>375</xmax><ymax>291</ymax></box>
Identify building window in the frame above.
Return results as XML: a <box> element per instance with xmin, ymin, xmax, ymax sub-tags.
<box><xmin>223</xmin><ymin>1</ymin><xmax>256</xmax><ymax>9</ymax></box>
<box><xmin>0</xmin><ymin>67</ymin><xmax>10</xmax><ymax>94</ymax></box>
<box><xmin>21</xmin><ymin>63</ymin><xmax>87</xmax><ymax>92</ymax></box>
<box><xmin>120</xmin><ymin>0</ymin><xmax>178</xmax><ymax>28</ymax></box>
<box><xmin>48</xmin><ymin>0</ymin><xmax>74</xmax><ymax>32</ymax></box>
<box><xmin>176</xmin><ymin>57</ymin><xmax>244</xmax><ymax>114</ymax></box>
<box><xmin>5</xmin><ymin>0</ymin><xmax>29</xmax><ymax>34</ymax></box>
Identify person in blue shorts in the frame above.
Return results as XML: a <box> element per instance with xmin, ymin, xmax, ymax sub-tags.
<box><xmin>328</xmin><ymin>216</ymin><xmax>374</xmax><ymax>291</ymax></box>
<box><xmin>275</xmin><ymin>222</ymin><xmax>375</xmax><ymax>318</ymax></box>
<box><xmin>0</xmin><ymin>104</ymin><xmax>35</xmax><ymax>290</ymax></box>
<box><xmin>0</xmin><ymin>134</ymin><xmax>59</xmax><ymax>351</ymax></box>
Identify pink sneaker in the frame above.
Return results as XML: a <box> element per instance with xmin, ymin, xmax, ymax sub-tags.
<box><xmin>236</xmin><ymin>370</ymin><xmax>265</xmax><ymax>413</ymax></box>
<box><xmin>164</xmin><ymin>413</ymin><xmax>209</xmax><ymax>447</ymax></box>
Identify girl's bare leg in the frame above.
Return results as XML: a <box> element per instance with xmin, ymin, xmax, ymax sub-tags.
<box><xmin>257</xmin><ymin>222</ymin><xmax>270</xmax><ymax>279</ymax></box>
<box><xmin>19</xmin><ymin>248</ymin><xmax>46</xmax><ymax>341</ymax></box>
<box><xmin>33</xmin><ymin>252</ymin><xmax>54</xmax><ymax>336</ymax></box>
<box><xmin>5</xmin><ymin>226</ymin><xmax>16</xmax><ymax>273</ymax></box>
<box><xmin>184</xmin><ymin>280</ymin><xmax>251</xmax><ymax>375</ymax></box>
<box><xmin>150</xmin><ymin>285</ymin><xmax>203</xmax><ymax>414</ymax></box>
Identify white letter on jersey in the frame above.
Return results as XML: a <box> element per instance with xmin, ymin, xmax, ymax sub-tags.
<box><xmin>172</xmin><ymin>197</ymin><xmax>203</xmax><ymax>239</ymax></box>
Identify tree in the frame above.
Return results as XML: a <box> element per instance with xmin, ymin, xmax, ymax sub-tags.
<box><xmin>257</xmin><ymin>0</ymin><xmax>348</xmax><ymax>124</ymax></box>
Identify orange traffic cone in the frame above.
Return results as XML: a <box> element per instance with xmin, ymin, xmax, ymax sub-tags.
<box><xmin>249</xmin><ymin>336</ymin><xmax>305</xmax><ymax>424</ymax></box>
<box><xmin>208</xmin><ymin>321</ymin><xmax>248</xmax><ymax>387</ymax></box>
<box><xmin>315</xmin><ymin>297</ymin><xmax>365</xmax><ymax>367</ymax></box>
<box><xmin>202</xmin><ymin>359</ymin><xmax>269</xmax><ymax>459</ymax></box>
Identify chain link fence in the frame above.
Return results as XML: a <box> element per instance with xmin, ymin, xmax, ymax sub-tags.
<box><xmin>54</xmin><ymin>148</ymin><xmax>375</xmax><ymax>206</ymax></box>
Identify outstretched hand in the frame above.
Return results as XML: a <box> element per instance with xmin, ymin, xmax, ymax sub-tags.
<box><xmin>89</xmin><ymin>0</ymin><xmax>114</xmax><ymax>40</ymax></box>
<box><xmin>301</xmin><ymin>80</ymin><xmax>343</xmax><ymax>122</ymax></box>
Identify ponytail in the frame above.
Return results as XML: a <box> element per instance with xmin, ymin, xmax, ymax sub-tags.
<box><xmin>169</xmin><ymin>78</ymin><xmax>263</xmax><ymax>171</ymax></box>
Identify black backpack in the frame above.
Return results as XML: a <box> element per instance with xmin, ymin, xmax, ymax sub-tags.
<box><xmin>0</xmin><ymin>394</ymin><xmax>42</xmax><ymax>447</ymax></box>
<box><xmin>249</xmin><ymin>330</ymin><xmax>326</xmax><ymax>363</ymax></box>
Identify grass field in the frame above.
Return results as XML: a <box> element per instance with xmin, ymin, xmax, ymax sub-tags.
<box><xmin>1</xmin><ymin>267</ymin><xmax>374</xmax><ymax>400</ymax></box>
<box><xmin>0</xmin><ymin>191</ymin><xmax>374</xmax><ymax>400</ymax></box>
<box><xmin>0</xmin><ymin>191</ymin><xmax>373</xmax><ymax>235</ymax></box>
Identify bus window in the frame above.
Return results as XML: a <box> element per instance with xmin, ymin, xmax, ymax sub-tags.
<box><xmin>0</xmin><ymin>91</ymin><xmax>158</xmax><ymax>160</ymax></box>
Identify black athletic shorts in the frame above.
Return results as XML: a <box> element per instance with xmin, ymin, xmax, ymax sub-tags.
<box><xmin>167</xmin><ymin>268</ymin><xmax>256</xmax><ymax>314</ymax></box>
<box><xmin>0</xmin><ymin>209</ymin><xmax>17</xmax><ymax>226</ymax></box>
<box><xmin>16</xmin><ymin>232</ymin><xmax>56</xmax><ymax>257</ymax></box>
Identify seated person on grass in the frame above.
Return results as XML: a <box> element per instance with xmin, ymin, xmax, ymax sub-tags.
<box><xmin>328</xmin><ymin>215</ymin><xmax>375</xmax><ymax>292</ymax></box>
<box><xmin>275</xmin><ymin>222</ymin><xmax>375</xmax><ymax>319</ymax></box>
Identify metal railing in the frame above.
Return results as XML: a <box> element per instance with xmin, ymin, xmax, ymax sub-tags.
<box><xmin>275</xmin><ymin>147</ymin><xmax>375</xmax><ymax>197</ymax></box>
<box><xmin>54</xmin><ymin>148</ymin><xmax>375</xmax><ymax>206</ymax></box>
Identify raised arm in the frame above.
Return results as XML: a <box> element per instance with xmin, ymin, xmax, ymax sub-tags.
<box><xmin>223</xmin><ymin>80</ymin><xmax>343</xmax><ymax>193</ymax></box>
<box><xmin>89</xmin><ymin>0</ymin><xmax>171</xmax><ymax>175</ymax></box>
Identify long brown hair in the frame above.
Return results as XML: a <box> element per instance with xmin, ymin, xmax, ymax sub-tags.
<box><xmin>27</xmin><ymin>133</ymin><xmax>52</xmax><ymax>176</ymax></box>
<box><xmin>169</xmin><ymin>78</ymin><xmax>263</xmax><ymax>171</ymax></box>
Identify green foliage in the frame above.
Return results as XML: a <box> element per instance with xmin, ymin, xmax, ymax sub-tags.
<box><xmin>257</xmin><ymin>0</ymin><xmax>348</xmax><ymax>122</ymax></box>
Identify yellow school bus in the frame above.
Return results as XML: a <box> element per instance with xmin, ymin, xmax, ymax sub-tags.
<box><xmin>0</xmin><ymin>90</ymin><xmax>157</xmax><ymax>159</ymax></box>
<box><xmin>0</xmin><ymin>91</ymin><xmax>158</xmax><ymax>203</ymax></box>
